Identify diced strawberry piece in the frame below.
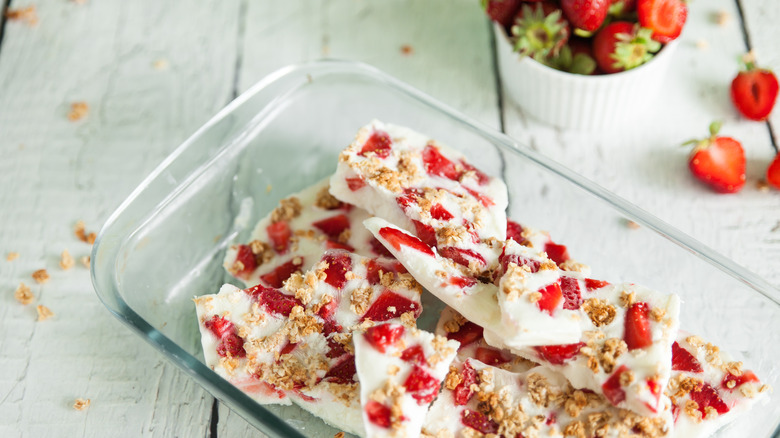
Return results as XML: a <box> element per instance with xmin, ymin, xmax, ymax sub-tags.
<box><xmin>400</xmin><ymin>345</ymin><xmax>427</xmax><ymax>365</ymax></box>
<box><xmin>365</xmin><ymin>400</ymin><xmax>392</xmax><ymax>428</ymax></box>
<box><xmin>364</xmin><ymin>323</ymin><xmax>405</xmax><ymax>353</ymax></box>
<box><xmin>506</xmin><ymin>220</ymin><xmax>526</xmax><ymax>244</ymax></box>
<box><xmin>624</xmin><ymin>302</ymin><xmax>653</xmax><ymax>350</ymax></box>
<box><xmin>430</xmin><ymin>203</ymin><xmax>454</xmax><ymax>221</ymax></box>
<box><xmin>321</xmin><ymin>317</ymin><xmax>342</xmax><ymax>336</ymax></box>
<box><xmin>396</xmin><ymin>187</ymin><xmax>424</xmax><ymax>210</ymax></box>
<box><xmin>536</xmin><ymin>282</ymin><xmax>563</xmax><ymax>315</ymax></box>
<box><xmin>560</xmin><ymin>277</ymin><xmax>582</xmax><ymax>310</ymax></box>
<box><xmin>671</xmin><ymin>403</ymin><xmax>680</xmax><ymax>423</ymax></box>
<box><xmin>438</xmin><ymin>247</ymin><xmax>487</xmax><ymax>269</ymax></box>
<box><xmin>459</xmin><ymin>159</ymin><xmax>490</xmax><ymax>186</ymax></box>
<box><xmin>453</xmin><ymin>362</ymin><xmax>478</xmax><ymax>406</ymax></box>
<box><xmin>291</xmin><ymin>388</ymin><xmax>317</xmax><ymax>402</ymax></box>
<box><xmin>325</xmin><ymin>240</ymin><xmax>355</xmax><ymax>252</ymax></box>
<box><xmin>722</xmin><ymin>370</ymin><xmax>760</xmax><ymax>390</ymax></box>
<box><xmin>544</xmin><ymin>242</ymin><xmax>570</xmax><ymax>265</ymax></box>
<box><xmin>403</xmin><ymin>364</ymin><xmax>440</xmax><ymax>405</ymax></box>
<box><xmin>233</xmin><ymin>244</ymin><xmax>257</xmax><ymax>278</ymax></box>
<box><xmin>602</xmin><ymin>364</ymin><xmax>630</xmax><ymax>406</ymax></box>
<box><xmin>646</xmin><ymin>378</ymin><xmax>662</xmax><ymax>413</ymax></box>
<box><xmin>690</xmin><ymin>382</ymin><xmax>730</xmax><ymax>415</ymax></box>
<box><xmin>322</xmin><ymin>252</ymin><xmax>351</xmax><ymax>290</ymax></box>
<box><xmin>204</xmin><ymin>315</ymin><xmax>234</xmax><ymax>338</ymax></box>
<box><xmin>246</xmin><ymin>284</ymin><xmax>302</xmax><ymax>317</ymax></box>
<box><xmin>359</xmin><ymin>131</ymin><xmax>392</xmax><ymax>159</ymax></box>
<box><xmin>323</xmin><ymin>354</ymin><xmax>357</xmax><ymax>385</ymax></box>
<box><xmin>237</xmin><ymin>379</ymin><xmax>286</xmax><ymax>399</ymax></box>
<box><xmin>318</xmin><ymin>298</ymin><xmax>340</xmax><ymax>322</ymax></box>
<box><xmin>313</xmin><ymin>214</ymin><xmax>350</xmax><ymax>240</ymax></box>
<box><xmin>460</xmin><ymin>409</ymin><xmax>498</xmax><ymax>435</ymax></box>
<box><xmin>412</xmin><ymin>220</ymin><xmax>438</xmax><ymax>248</ymax></box>
<box><xmin>499</xmin><ymin>251</ymin><xmax>541</xmax><ymax>275</ymax></box>
<box><xmin>379</xmin><ymin>226</ymin><xmax>434</xmax><ymax>256</ymax></box>
<box><xmin>534</xmin><ymin>342</ymin><xmax>585</xmax><ymax>365</ymax></box>
<box><xmin>260</xmin><ymin>257</ymin><xmax>304</xmax><ymax>288</ymax></box>
<box><xmin>463</xmin><ymin>186</ymin><xmax>494</xmax><ymax>207</ymax></box>
<box><xmin>584</xmin><ymin>278</ymin><xmax>610</xmax><ymax>291</ymax></box>
<box><xmin>266</xmin><ymin>221</ymin><xmax>292</xmax><ymax>254</ymax></box>
<box><xmin>447</xmin><ymin>321</ymin><xmax>484</xmax><ymax>348</ymax></box>
<box><xmin>279</xmin><ymin>341</ymin><xmax>297</xmax><ymax>356</ymax></box>
<box><xmin>366</xmin><ymin>258</ymin><xmax>391</xmax><ymax>285</ymax></box>
<box><xmin>361</xmin><ymin>291</ymin><xmax>421</xmax><ymax>322</ymax></box>
<box><xmin>369</xmin><ymin>237</ymin><xmax>394</xmax><ymax>257</ymax></box>
<box><xmin>345</xmin><ymin>176</ymin><xmax>367</xmax><ymax>191</ymax></box>
<box><xmin>672</xmin><ymin>341</ymin><xmax>703</xmax><ymax>373</ymax></box>
<box><xmin>217</xmin><ymin>332</ymin><xmax>246</xmax><ymax>358</ymax></box>
<box><xmin>475</xmin><ymin>347</ymin><xmax>510</xmax><ymax>366</ymax></box>
<box><xmin>326</xmin><ymin>337</ymin><xmax>347</xmax><ymax>359</ymax></box>
<box><xmin>449</xmin><ymin>275</ymin><xmax>477</xmax><ymax>289</ymax></box>
<box><xmin>423</xmin><ymin>143</ymin><xmax>461</xmax><ymax>180</ymax></box>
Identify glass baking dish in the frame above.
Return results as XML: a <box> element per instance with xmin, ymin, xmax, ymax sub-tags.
<box><xmin>91</xmin><ymin>60</ymin><xmax>780</xmax><ymax>438</ymax></box>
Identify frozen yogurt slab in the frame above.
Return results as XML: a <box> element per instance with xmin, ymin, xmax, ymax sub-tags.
<box><xmin>353</xmin><ymin>322</ymin><xmax>459</xmax><ymax>437</ymax></box>
<box><xmin>422</xmin><ymin>358</ymin><xmax>673</xmax><ymax>438</ymax></box>
<box><xmin>224</xmin><ymin>178</ymin><xmax>386</xmax><ymax>288</ymax></box>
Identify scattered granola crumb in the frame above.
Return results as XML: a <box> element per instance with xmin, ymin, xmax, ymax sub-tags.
<box><xmin>67</xmin><ymin>102</ymin><xmax>89</xmax><ymax>121</ymax></box>
<box><xmin>32</xmin><ymin>269</ymin><xmax>50</xmax><ymax>284</ymax></box>
<box><xmin>71</xmin><ymin>0</ymin><xmax>87</xmax><ymax>4</ymax></box>
<box><xmin>152</xmin><ymin>58</ymin><xmax>169</xmax><ymax>70</ymax></box>
<box><xmin>334</xmin><ymin>433</ymin><xmax>345</xmax><ymax>438</ymax></box>
<box><xmin>74</xmin><ymin>221</ymin><xmax>97</xmax><ymax>244</ymax></box>
<box><xmin>14</xmin><ymin>282</ymin><xmax>34</xmax><ymax>305</ymax></box>
<box><xmin>756</xmin><ymin>179</ymin><xmax>770</xmax><ymax>192</ymax></box>
<box><xmin>266</xmin><ymin>184</ymin><xmax>272</xmax><ymax>193</ymax></box>
<box><xmin>400</xmin><ymin>44</ymin><xmax>414</xmax><ymax>55</ymax></box>
<box><xmin>6</xmin><ymin>252</ymin><xmax>19</xmax><ymax>261</ymax></box>
<box><xmin>60</xmin><ymin>250</ymin><xmax>74</xmax><ymax>270</ymax></box>
<box><xmin>37</xmin><ymin>305</ymin><xmax>54</xmax><ymax>321</ymax></box>
<box><xmin>695</xmin><ymin>39</ymin><xmax>709</xmax><ymax>50</ymax></box>
<box><xmin>5</xmin><ymin>6</ymin><xmax>38</xmax><ymax>26</ymax></box>
<box><xmin>73</xmin><ymin>398</ymin><xmax>91</xmax><ymax>410</ymax></box>
<box><xmin>80</xmin><ymin>255</ymin><xmax>91</xmax><ymax>268</ymax></box>
<box><xmin>713</xmin><ymin>10</ymin><xmax>731</xmax><ymax>26</ymax></box>
<box><xmin>625</xmin><ymin>219</ymin><xmax>640</xmax><ymax>230</ymax></box>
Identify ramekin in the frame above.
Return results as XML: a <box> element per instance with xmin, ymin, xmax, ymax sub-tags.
<box><xmin>494</xmin><ymin>24</ymin><xmax>679</xmax><ymax>130</ymax></box>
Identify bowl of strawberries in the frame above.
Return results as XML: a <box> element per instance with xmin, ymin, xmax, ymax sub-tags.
<box><xmin>487</xmin><ymin>0</ymin><xmax>686</xmax><ymax>130</ymax></box>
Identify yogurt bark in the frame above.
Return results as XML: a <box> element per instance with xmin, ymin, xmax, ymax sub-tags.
<box><xmin>353</xmin><ymin>322</ymin><xmax>459</xmax><ymax>437</ymax></box>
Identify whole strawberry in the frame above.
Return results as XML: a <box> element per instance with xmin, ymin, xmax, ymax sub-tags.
<box><xmin>731</xmin><ymin>52</ymin><xmax>779</xmax><ymax>122</ymax></box>
<box><xmin>767</xmin><ymin>153</ymin><xmax>780</xmax><ymax>190</ymax></box>
<box><xmin>561</xmin><ymin>0</ymin><xmax>610</xmax><ymax>32</ymax></box>
<box><xmin>592</xmin><ymin>22</ymin><xmax>660</xmax><ymax>74</ymax></box>
<box><xmin>637</xmin><ymin>0</ymin><xmax>687</xmax><ymax>43</ymax></box>
<box><xmin>482</xmin><ymin>0</ymin><xmax>523</xmax><ymax>28</ymax></box>
<box><xmin>684</xmin><ymin>122</ymin><xmax>746</xmax><ymax>194</ymax></box>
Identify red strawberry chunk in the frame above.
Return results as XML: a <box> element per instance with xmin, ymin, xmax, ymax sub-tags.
<box><xmin>536</xmin><ymin>282</ymin><xmax>563</xmax><ymax>315</ymax></box>
<box><xmin>449</xmin><ymin>275</ymin><xmax>477</xmax><ymax>289</ymax></box>
<box><xmin>412</xmin><ymin>220</ymin><xmax>438</xmax><ymax>248</ymax></box>
<box><xmin>499</xmin><ymin>251</ymin><xmax>541</xmax><ymax>275</ymax></box>
<box><xmin>400</xmin><ymin>345</ymin><xmax>427</xmax><ymax>365</ymax></box>
<box><xmin>322</xmin><ymin>252</ymin><xmax>351</xmax><ymax>290</ymax></box>
<box><xmin>369</xmin><ymin>237</ymin><xmax>394</xmax><ymax>258</ymax></box>
<box><xmin>459</xmin><ymin>159</ymin><xmax>490</xmax><ymax>186</ymax></box>
<box><xmin>267</xmin><ymin>221</ymin><xmax>292</xmax><ymax>254</ymax></box>
<box><xmin>233</xmin><ymin>244</ymin><xmax>257</xmax><ymax>278</ymax></box>
<box><xmin>544</xmin><ymin>242</ymin><xmax>570</xmax><ymax>265</ymax></box>
<box><xmin>624</xmin><ymin>302</ymin><xmax>653</xmax><ymax>350</ymax></box>
<box><xmin>365</xmin><ymin>258</ymin><xmax>396</xmax><ymax>285</ymax></box>
<box><xmin>453</xmin><ymin>362</ymin><xmax>478</xmax><ymax>406</ymax></box>
<box><xmin>365</xmin><ymin>400</ymin><xmax>393</xmax><ymax>428</ymax></box>
<box><xmin>361</xmin><ymin>290</ymin><xmax>421</xmax><ymax>322</ymax></box>
<box><xmin>672</xmin><ymin>341</ymin><xmax>703</xmax><ymax>373</ymax></box>
<box><xmin>325</xmin><ymin>240</ymin><xmax>355</xmax><ymax>252</ymax></box>
<box><xmin>326</xmin><ymin>337</ymin><xmax>347</xmax><ymax>359</ymax></box>
<box><xmin>475</xmin><ymin>347</ymin><xmax>510</xmax><ymax>366</ymax></box>
<box><xmin>396</xmin><ymin>187</ymin><xmax>424</xmax><ymax>211</ymax></box>
<box><xmin>359</xmin><ymin>131</ymin><xmax>393</xmax><ymax>159</ymax></box>
<box><xmin>323</xmin><ymin>354</ymin><xmax>357</xmax><ymax>385</ymax></box>
<box><xmin>602</xmin><ymin>364</ymin><xmax>630</xmax><ymax>406</ymax></box>
<box><xmin>463</xmin><ymin>186</ymin><xmax>494</xmax><ymax>207</ymax></box>
<box><xmin>560</xmin><ymin>277</ymin><xmax>582</xmax><ymax>310</ymax></box>
<box><xmin>584</xmin><ymin>278</ymin><xmax>610</xmax><ymax>291</ymax></box>
<box><xmin>534</xmin><ymin>342</ymin><xmax>585</xmax><ymax>365</ymax></box>
<box><xmin>379</xmin><ymin>226</ymin><xmax>434</xmax><ymax>256</ymax></box>
<box><xmin>313</xmin><ymin>214</ymin><xmax>350</xmax><ymax>240</ymax></box>
<box><xmin>423</xmin><ymin>144</ymin><xmax>461</xmax><ymax>180</ymax></box>
<box><xmin>722</xmin><ymin>370</ymin><xmax>760</xmax><ymax>391</ymax></box>
<box><xmin>439</xmin><ymin>247</ymin><xmax>486</xmax><ymax>269</ymax></box>
<box><xmin>690</xmin><ymin>382</ymin><xmax>730</xmax><ymax>415</ymax></box>
<box><xmin>204</xmin><ymin>315</ymin><xmax>235</xmax><ymax>339</ymax></box>
<box><xmin>645</xmin><ymin>378</ymin><xmax>662</xmax><ymax>413</ymax></box>
<box><xmin>279</xmin><ymin>341</ymin><xmax>297</xmax><ymax>356</ymax></box>
<box><xmin>364</xmin><ymin>323</ymin><xmax>405</xmax><ymax>353</ymax></box>
<box><xmin>506</xmin><ymin>220</ymin><xmax>525</xmax><ymax>244</ymax></box>
<box><xmin>461</xmin><ymin>409</ymin><xmax>498</xmax><ymax>435</ymax></box>
<box><xmin>345</xmin><ymin>176</ymin><xmax>367</xmax><ymax>191</ymax></box>
<box><xmin>246</xmin><ymin>284</ymin><xmax>302</xmax><ymax>317</ymax></box>
<box><xmin>430</xmin><ymin>203</ymin><xmax>454</xmax><ymax>221</ymax></box>
<box><xmin>216</xmin><ymin>332</ymin><xmax>246</xmax><ymax>358</ymax></box>
<box><xmin>403</xmin><ymin>364</ymin><xmax>440</xmax><ymax>405</ymax></box>
<box><xmin>446</xmin><ymin>321</ymin><xmax>484</xmax><ymax>348</ymax></box>
<box><xmin>260</xmin><ymin>257</ymin><xmax>304</xmax><ymax>288</ymax></box>
<box><xmin>484</xmin><ymin>0</ymin><xmax>522</xmax><ymax>28</ymax></box>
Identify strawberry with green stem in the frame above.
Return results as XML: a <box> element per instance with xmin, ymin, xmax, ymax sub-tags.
<box><xmin>730</xmin><ymin>51</ymin><xmax>779</xmax><ymax>122</ymax></box>
<box><xmin>593</xmin><ymin>22</ymin><xmax>660</xmax><ymax>74</ymax></box>
<box><xmin>511</xmin><ymin>3</ymin><xmax>570</xmax><ymax>62</ymax></box>
<box><xmin>683</xmin><ymin>122</ymin><xmax>746</xmax><ymax>194</ymax></box>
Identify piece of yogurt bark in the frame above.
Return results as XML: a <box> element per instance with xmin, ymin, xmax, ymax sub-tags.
<box><xmin>330</xmin><ymin>120</ymin><xmax>508</xmax><ymax>277</ymax></box>
<box><xmin>224</xmin><ymin>178</ymin><xmax>386</xmax><ymax>288</ymax></box>
<box><xmin>422</xmin><ymin>358</ymin><xmax>673</xmax><ymax>438</ymax></box>
<box><xmin>195</xmin><ymin>249</ymin><xmax>424</xmax><ymax>434</ymax></box>
<box><xmin>666</xmin><ymin>331</ymin><xmax>770</xmax><ymax>437</ymax></box>
<box><xmin>353</xmin><ymin>322</ymin><xmax>459</xmax><ymax>437</ymax></box>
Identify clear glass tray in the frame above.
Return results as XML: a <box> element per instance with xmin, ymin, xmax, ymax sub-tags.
<box><xmin>91</xmin><ymin>60</ymin><xmax>780</xmax><ymax>438</ymax></box>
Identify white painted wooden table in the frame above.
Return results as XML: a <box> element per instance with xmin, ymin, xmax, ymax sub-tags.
<box><xmin>1</xmin><ymin>1</ymin><xmax>778</xmax><ymax>437</ymax></box>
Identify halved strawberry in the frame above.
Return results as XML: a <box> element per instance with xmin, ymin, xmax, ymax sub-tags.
<box><xmin>430</xmin><ymin>203</ymin><xmax>454</xmax><ymax>221</ymax></box>
<box><xmin>544</xmin><ymin>241</ymin><xmax>570</xmax><ymax>265</ymax></box>
<box><xmin>536</xmin><ymin>282</ymin><xmax>563</xmax><ymax>315</ymax></box>
<box><xmin>266</xmin><ymin>221</ymin><xmax>292</xmax><ymax>254</ymax></box>
<box><xmin>602</xmin><ymin>364</ymin><xmax>630</xmax><ymax>405</ymax></box>
<box><xmin>322</xmin><ymin>252</ymin><xmax>351</xmax><ymax>289</ymax></box>
<box><xmin>637</xmin><ymin>0</ymin><xmax>687</xmax><ymax>43</ymax></box>
<box><xmin>483</xmin><ymin>0</ymin><xmax>523</xmax><ymax>28</ymax></box>
<box><xmin>671</xmin><ymin>341</ymin><xmax>703</xmax><ymax>373</ymax></box>
<box><xmin>593</xmin><ymin>22</ymin><xmax>661</xmax><ymax>74</ymax></box>
<box><xmin>511</xmin><ymin>3</ymin><xmax>570</xmax><ymax>61</ymax></box>
<box><xmin>730</xmin><ymin>54</ymin><xmax>779</xmax><ymax>121</ymax></box>
<box><xmin>721</xmin><ymin>370</ymin><xmax>760</xmax><ymax>391</ymax></box>
<box><xmin>461</xmin><ymin>409</ymin><xmax>498</xmax><ymax>435</ymax></box>
<box><xmin>403</xmin><ymin>365</ymin><xmax>440</xmax><ymax>405</ymax></box>
<box><xmin>365</xmin><ymin>400</ymin><xmax>392</xmax><ymax>428</ymax></box>
<box><xmin>624</xmin><ymin>302</ymin><xmax>653</xmax><ymax>350</ymax></box>
<box><xmin>439</xmin><ymin>247</ymin><xmax>487</xmax><ymax>268</ymax></box>
<box><xmin>453</xmin><ymin>362</ymin><xmax>478</xmax><ymax>405</ymax></box>
<box><xmin>422</xmin><ymin>143</ymin><xmax>461</xmax><ymax>180</ymax></box>
<box><xmin>561</xmin><ymin>0</ymin><xmax>609</xmax><ymax>32</ymax></box>
<box><xmin>246</xmin><ymin>284</ymin><xmax>302</xmax><ymax>317</ymax></box>
<box><xmin>534</xmin><ymin>342</ymin><xmax>585</xmax><ymax>365</ymax></box>
<box><xmin>689</xmin><ymin>382</ymin><xmax>729</xmax><ymax>415</ymax></box>
<box><xmin>233</xmin><ymin>244</ymin><xmax>257</xmax><ymax>278</ymax></box>
<box><xmin>584</xmin><ymin>278</ymin><xmax>610</xmax><ymax>291</ymax></box>
<box><xmin>364</xmin><ymin>323</ymin><xmax>405</xmax><ymax>353</ymax></box>
<box><xmin>359</xmin><ymin>131</ymin><xmax>392</xmax><ymax>159</ymax></box>
<box><xmin>684</xmin><ymin>122</ymin><xmax>746</xmax><ymax>194</ymax></box>
<box><xmin>323</xmin><ymin>354</ymin><xmax>357</xmax><ymax>384</ymax></box>
<box><xmin>345</xmin><ymin>176</ymin><xmax>366</xmax><ymax>191</ymax></box>
<box><xmin>560</xmin><ymin>276</ymin><xmax>582</xmax><ymax>310</ymax></box>
<box><xmin>260</xmin><ymin>257</ymin><xmax>304</xmax><ymax>288</ymax></box>
<box><xmin>312</xmin><ymin>214</ymin><xmax>350</xmax><ymax>240</ymax></box>
<box><xmin>379</xmin><ymin>226</ymin><xmax>434</xmax><ymax>256</ymax></box>
<box><xmin>475</xmin><ymin>347</ymin><xmax>511</xmax><ymax>366</ymax></box>
<box><xmin>400</xmin><ymin>345</ymin><xmax>427</xmax><ymax>365</ymax></box>
<box><xmin>767</xmin><ymin>153</ymin><xmax>780</xmax><ymax>190</ymax></box>
<box><xmin>361</xmin><ymin>291</ymin><xmax>422</xmax><ymax>322</ymax></box>
<box><xmin>446</xmin><ymin>321</ymin><xmax>484</xmax><ymax>348</ymax></box>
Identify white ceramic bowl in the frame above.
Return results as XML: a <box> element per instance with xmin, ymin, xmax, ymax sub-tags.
<box><xmin>495</xmin><ymin>24</ymin><xmax>679</xmax><ymax>130</ymax></box>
